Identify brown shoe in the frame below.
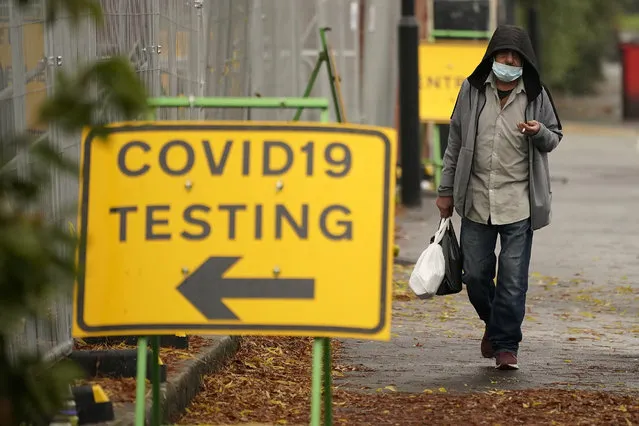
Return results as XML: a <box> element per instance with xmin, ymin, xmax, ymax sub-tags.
<box><xmin>495</xmin><ymin>351</ymin><xmax>519</xmax><ymax>370</ymax></box>
<box><xmin>481</xmin><ymin>330</ymin><xmax>494</xmax><ymax>358</ymax></box>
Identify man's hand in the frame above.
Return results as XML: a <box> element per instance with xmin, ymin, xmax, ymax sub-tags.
<box><xmin>517</xmin><ymin>120</ymin><xmax>541</xmax><ymax>136</ymax></box>
<box><xmin>436</xmin><ymin>196</ymin><xmax>454</xmax><ymax>218</ymax></box>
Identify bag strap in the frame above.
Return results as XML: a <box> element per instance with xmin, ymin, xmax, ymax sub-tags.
<box><xmin>432</xmin><ymin>217</ymin><xmax>450</xmax><ymax>245</ymax></box>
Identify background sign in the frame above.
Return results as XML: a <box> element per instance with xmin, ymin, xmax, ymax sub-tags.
<box><xmin>73</xmin><ymin>121</ymin><xmax>396</xmax><ymax>341</ymax></box>
<box><xmin>419</xmin><ymin>41</ymin><xmax>488</xmax><ymax>123</ymax></box>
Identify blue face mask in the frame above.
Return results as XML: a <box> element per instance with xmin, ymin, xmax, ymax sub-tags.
<box><xmin>492</xmin><ymin>60</ymin><xmax>523</xmax><ymax>82</ymax></box>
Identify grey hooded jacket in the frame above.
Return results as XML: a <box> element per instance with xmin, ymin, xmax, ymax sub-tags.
<box><xmin>437</xmin><ymin>25</ymin><xmax>563</xmax><ymax>231</ymax></box>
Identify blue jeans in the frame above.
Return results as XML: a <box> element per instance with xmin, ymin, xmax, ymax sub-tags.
<box><xmin>460</xmin><ymin>217</ymin><xmax>533</xmax><ymax>355</ymax></box>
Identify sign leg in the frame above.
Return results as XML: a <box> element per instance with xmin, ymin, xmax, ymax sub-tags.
<box><xmin>322</xmin><ymin>338</ymin><xmax>333</xmax><ymax>425</ymax></box>
<box><xmin>310</xmin><ymin>337</ymin><xmax>324</xmax><ymax>426</ymax></box>
<box><xmin>293</xmin><ymin>56</ymin><xmax>325</xmax><ymax>121</ymax></box>
<box><xmin>151</xmin><ymin>336</ymin><xmax>161</xmax><ymax>426</ymax></box>
<box><xmin>134</xmin><ymin>337</ymin><xmax>148</xmax><ymax>426</ymax></box>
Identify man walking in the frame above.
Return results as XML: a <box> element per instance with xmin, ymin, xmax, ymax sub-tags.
<box><xmin>435</xmin><ymin>25</ymin><xmax>562</xmax><ymax>370</ymax></box>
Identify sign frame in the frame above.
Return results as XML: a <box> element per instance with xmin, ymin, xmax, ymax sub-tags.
<box><xmin>293</xmin><ymin>27</ymin><xmax>347</xmax><ymax>123</ymax></box>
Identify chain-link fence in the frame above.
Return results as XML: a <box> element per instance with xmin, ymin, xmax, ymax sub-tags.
<box><xmin>1</xmin><ymin>0</ymin><xmax>400</xmax><ymax>361</ymax></box>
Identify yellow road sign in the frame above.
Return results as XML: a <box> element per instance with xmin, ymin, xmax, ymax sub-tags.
<box><xmin>419</xmin><ymin>41</ymin><xmax>488</xmax><ymax>123</ymax></box>
<box><xmin>73</xmin><ymin>121</ymin><xmax>397</xmax><ymax>341</ymax></box>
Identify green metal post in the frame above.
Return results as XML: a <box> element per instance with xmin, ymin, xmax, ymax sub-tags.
<box><xmin>310</xmin><ymin>106</ymin><xmax>334</xmax><ymax>426</ymax></box>
<box><xmin>310</xmin><ymin>338</ymin><xmax>324</xmax><ymax>426</ymax></box>
<box><xmin>134</xmin><ymin>337</ymin><xmax>148</xmax><ymax>426</ymax></box>
<box><xmin>150</xmin><ymin>336</ymin><xmax>161</xmax><ymax>426</ymax></box>
<box><xmin>319</xmin><ymin>105</ymin><xmax>329</xmax><ymax>125</ymax></box>
<box><xmin>319</xmin><ymin>108</ymin><xmax>330</xmax><ymax>123</ymax></box>
<box><xmin>322</xmin><ymin>338</ymin><xmax>333</xmax><ymax>425</ymax></box>
<box><xmin>293</xmin><ymin>56</ymin><xmax>326</xmax><ymax>121</ymax></box>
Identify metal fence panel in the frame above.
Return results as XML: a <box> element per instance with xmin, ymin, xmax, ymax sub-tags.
<box><xmin>1</xmin><ymin>0</ymin><xmax>76</xmax><ymax>360</ymax></box>
<box><xmin>361</xmin><ymin>0</ymin><xmax>400</xmax><ymax>128</ymax></box>
<box><xmin>2</xmin><ymin>0</ymin><xmax>397</xmax><ymax>361</ymax></box>
<box><xmin>246</xmin><ymin>0</ymin><xmax>362</xmax><ymax>123</ymax></box>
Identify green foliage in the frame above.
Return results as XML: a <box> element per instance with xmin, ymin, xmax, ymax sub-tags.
<box><xmin>39</xmin><ymin>56</ymin><xmax>150</xmax><ymax>136</ymax></box>
<box><xmin>0</xmin><ymin>0</ymin><xmax>149</xmax><ymax>424</ymax></box>
<box><xmin>519</xmin><ymin>0</ymin><xmax>624</xmax><ymax>94</ymax></box>
<box><xmin>1</xmin><ymin>348</ymin><xmax>81</xmax><ymax>426</ymax></box>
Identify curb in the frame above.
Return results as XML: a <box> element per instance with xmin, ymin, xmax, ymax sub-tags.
<box><xmin>154</xmin><ymin>336</ymin><xmax>240</xmax><ymax>423</ymax></box>
<box><xmin>107</xmin><ymin>335</ymin><xmax>241</xmax><ymax>425</ymax></box>
<box><xmin>155</xmin><ymin>336</ymin><xmax>241</xmax><ymax>424</ymax></box>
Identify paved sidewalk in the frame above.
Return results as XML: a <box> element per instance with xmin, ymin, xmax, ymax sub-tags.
<box><xmin>337</xmin><ymin>124</ymin><xmax>639</xmax><ymax>394</ymax></box>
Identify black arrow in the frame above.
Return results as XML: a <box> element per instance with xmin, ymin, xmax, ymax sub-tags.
<box><xmin>176</xmin><ymin>256</ymin><xmax>315</xmax><ymax>320</ymax></box>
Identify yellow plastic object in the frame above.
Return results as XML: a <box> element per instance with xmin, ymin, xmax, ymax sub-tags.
<box><xmin>91</xmin><ymin>385</ymin><xmax>109</xmax><ymax>403</ymax></box>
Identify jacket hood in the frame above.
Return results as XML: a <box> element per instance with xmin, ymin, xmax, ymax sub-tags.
<box><xmin>467</xmin><ymin>25</ymin><xmax>542</xmax><ymax>102</ymax></box>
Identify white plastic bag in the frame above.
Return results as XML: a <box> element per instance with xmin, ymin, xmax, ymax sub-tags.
<box><xmin>409</xmin><ymin>218</ymin><xmax>449</xmax><ymax>300</ymax></box>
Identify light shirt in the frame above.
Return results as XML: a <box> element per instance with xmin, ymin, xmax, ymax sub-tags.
<box><xmin>466</xmin><ymin>72</ymin><xmax>530</xmax><ymax>225</ymax></box>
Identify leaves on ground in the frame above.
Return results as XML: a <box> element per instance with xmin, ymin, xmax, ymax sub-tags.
<box><xmin>177</xmin><ymin>337</ymin><xmax>320</xmax><ymax>425</ymax></box>
<box><xmin>393</xmin><ymin>264</ymin><xmax>416</xmax><ymax>301</ymax></box>
<box><xmin>175</xmin><ymin>337</ymin><xmax>639</xmax><ymax>425</ymax></box>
